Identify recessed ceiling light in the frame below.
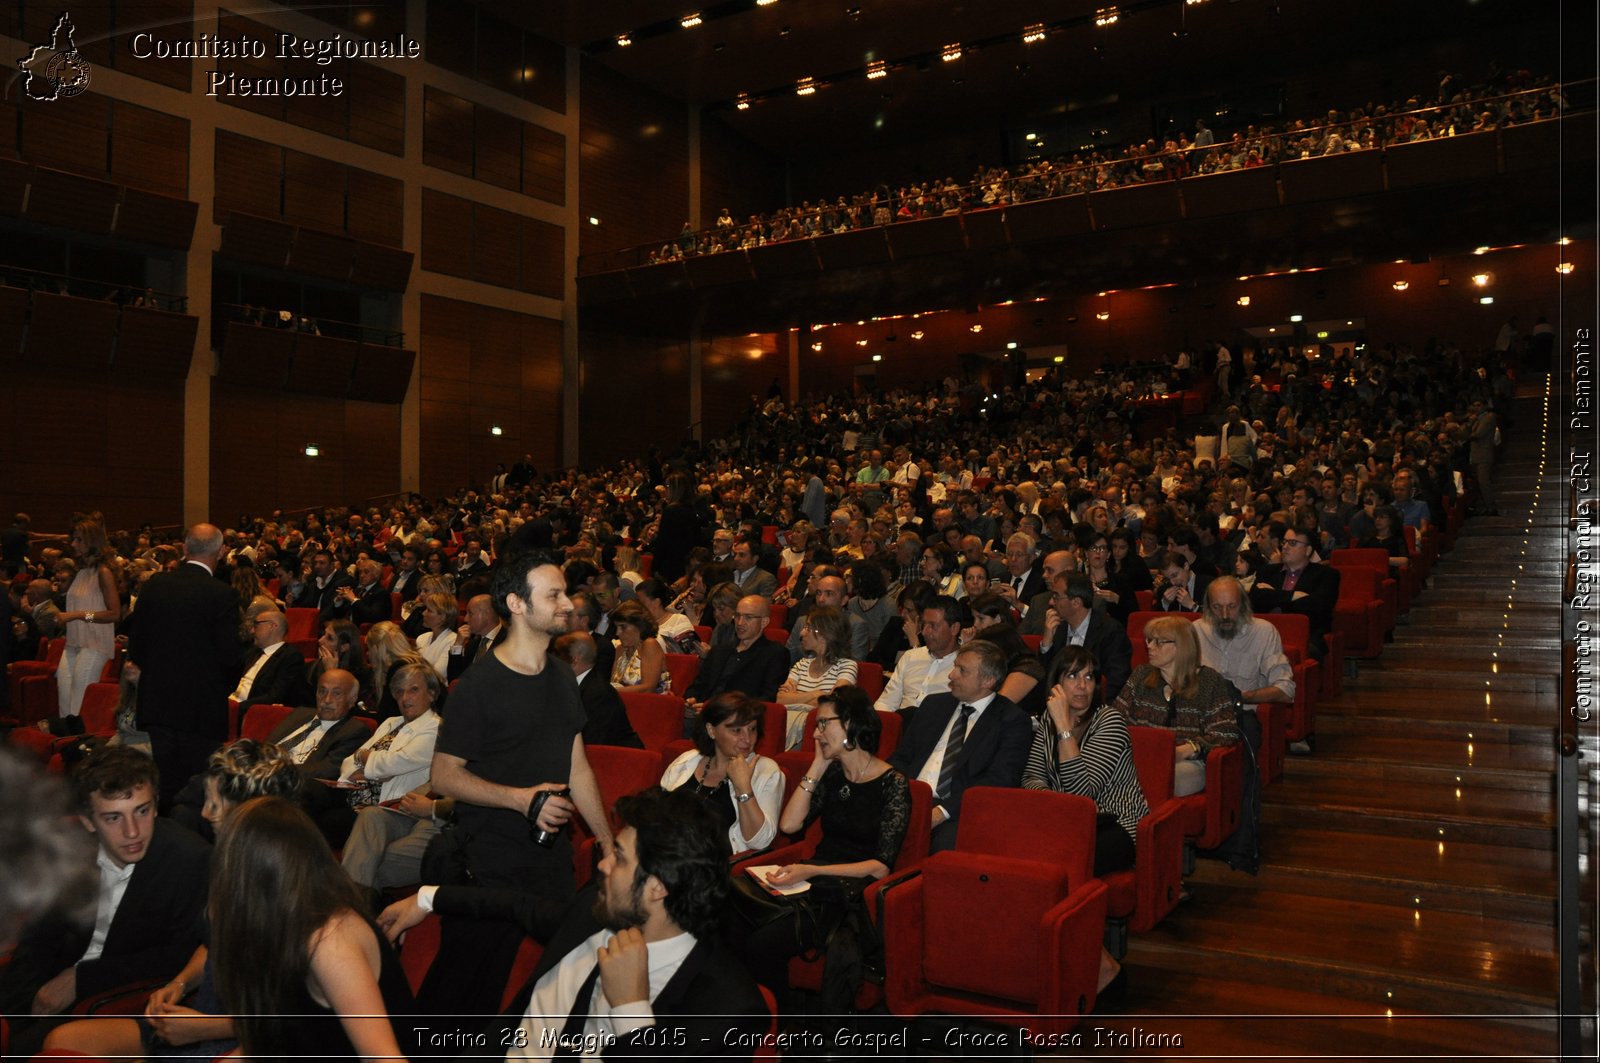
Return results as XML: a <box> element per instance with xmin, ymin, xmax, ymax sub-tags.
<box><xmin>911</xmin><ymin>331</ymin><xmax>924</xmax><ymax>340</ymax></box>
<box><xmin>1096</xmin><ymin>312</ymin><xmax>1110</xmax><ymax>321</ymax></box>
<box><xmin>866</xmin><ymin>59</ymin><xmax>886</xmax><ymax>79</ymax></box>
<box><xmin>490</xmin><ymin>425</ymin><xmax>503</xmax><ymax>436</ymax></box>
<box><xmin>1236</xmin><ymin>296</ymin><xmax>1250</xmax><ymax>306</ymax></box>
<box><xmin>1022</xmin><ymin>23</ymin><xmax>1046</xmax><ymax>43</ymax></box>
<box><xmin>795</xmin><ymin>76</ymin><xmax>816</xmax><ymax>96</ymax></box>
<box><xmin>942</xmin><ymin>44</ymin><xmax>962</xmax><ymax>62</ymax></box>
<box><xmin>616</xmin><ymin>34</ymin><xmax>632</xmax><ymax>46</ymax></box>
<box><xmin>304</xmin><ymin>444</ymin><xmax>320</xmax><ymax>457</ymax></box>
<box><xmin>871</xmin><ymin>353</ymin><xmax>882</xmax><ymax>362</ymax></box>
<box><xmin>680</xmin><ymin>13</ymin><xmax>703</xmax><ymax>29</ymax></box>
<box><xmin>1471</xmin><ymin>273</ymin><xmax>1490</xmax><ymax>286</ymax></box>
<box><xmin>1289</xmin><ymin>314</ymin><xmax>1302</xmax><ymax>322</ymax></box>
<box><xmin>970</xmin><ymin>324</ymin><xmax>983</xmax><ymax>333</ymax></box>
<box><xmin>1557</xmin><ymin>262</ymin><xmax>1575</xmax><ymax>274</ymax></box>
<box><xmin>1473</xmin><ymin>245</ymin><xmax>1489</xmax><ymax>255</ymax></box>
<box><xmin>735</xmin><ymin>93</ymin><xmax>751</xmax><ymax>110</ymax></box>
<box><xmin>1095</xmin><ymin>7</ymin><xmax>1120</xmax><ymax>27</ymax></box>
<box><xmin>1392</xmin><ymin>280</ymin><xmax>1409</xmax><ymax>291</ymax></box>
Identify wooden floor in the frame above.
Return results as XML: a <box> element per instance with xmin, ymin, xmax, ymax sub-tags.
<box><xmin>1088</xmin><ymin>381</ymin><xmax>1563</xmax><ymax>1060</ymax></box>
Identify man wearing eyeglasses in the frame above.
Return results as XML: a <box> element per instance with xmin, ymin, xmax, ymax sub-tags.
<box><xmin>1247</xmin><ymin>522</ymin><xmax>1340</xmax><ymax>660</ymax></box>
<box><xmin>230</xmin><ymin>608</ymin><xmax>310</xmax><ymax>713</ymax></box>
<box><xmin>683</xmin><ymin>595</ymin><xmax>789</xmax><ymax>707</ymax></box>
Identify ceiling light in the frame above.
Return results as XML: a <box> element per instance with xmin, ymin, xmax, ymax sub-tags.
<box><xmin>490</xmin><ymin>425</ymin><xmax>503</xmax><ymax>436</ymax></box>
<box><xmin>680</xmin><ymin>13</ymin><xmax>703</xmax><ymax>28</ymax></box>
<box><xmin>942</xmin><ymin>43</ymin><xmax>962</xmax><ymax>62</ymax></box>
<box><xmin>1096</xmin><ymin>312</ymin><xmax>1110</xmax><ymax>321</ymax></box>
<box><xmin>1052</xmin><ymin>355</ymin><xmax>1064</xmax><ymax>363</ymax></box>
<box><xmin>871</xmin><ymin>353</ymin><xmax>882</xmax><ymax>362</ymax></box>
<box><xmin>1557</xmin><ymin>262</ymin><xmax>1575</xmax><ymax>274</ymax></box>
<box><xmin>1471</xmin><ymin>273</ymin><xmax>1490</xmax><ymax>286</ymax></box>
<box><xmin>1473</xmin><ymin>245</ymin><xmax>1489</xmax><ymax>255</ymax></box>
<box><xmin>1236</xmin><ymin>296</ymin><xmax>1250</xmax><ymax>307</ymax></box>
<box><xmin>1095</xmin><ymin>8</ymin><xmax>1120</xmax><ymax>27</ymax></box>
<box><xmin>1316</xmin><ymin>331</ymin><xmax>1329</xmax><ymax>339</ymax></box>
<box><xmin>303</xmin><ymin>444</ymin><xmax>320</xmax><ymax>457</ymax></box>
<box><xmin>1559</xmin><ymin>236</ymin><xmax>1572</xmax><ymax>246</ymax></box>
<box><xmin>970</xmin><ymin>324</ymin><xmax>983</xmax><ymax>333</ymax></box>
<box><xmin>1479</xmin><ymin>296</ymin><xmax>1494</xmax><ymax>305</ymax></box>
<box><xmin>1022</xmin><ymin>23</ymin><xmax>1046</xmax><ymax>43</ymax></box>
<box><xmin>757</xmin><ymin>0</ymin><xmax>779</xmax><ymax>5</ymax></box>
<box><xmin>1186</xmin><ymin>0</ymin><xmax>1208</xmax><ymax>5</ymax></box>
<box><xmin>866</xmin><ymin>59</ymin><xmax>887</xmax><ymax>79</ymax></box>
<box><xmin>911</xmin><ymin>331</ymin><xmax>924</xmax><ymax>340</ymax></box>
<box><xmin>735</xmin><ymin>93</ymin><xmax>751</xmax><ymax>110</ymax></box>
<box><xmin>856</xmin><ymin>339</ymin><xmax>869</xmax><ymax>346</ymax></box>
<box><xmin>810</xmin><ymin>342</ymin><xmax>823</xmax><ymax>351</ymax></box>
<box><xmin>587</xmin><ymin>216</ymin><xmax>600</xmax><ymax>225</ymax></box>
<box><xmin>616</xmin><ymin>34</ymin><xmax>632</xmax><ymax>46</ymax></box>
<box><xmin>1025</xmin><ymin>132</ymin><xmax>1037</xmax><ymax>141</ymax></box>
<box><xmin>1392</xmin><ymin>280</ymin><xmax>1409</xmax><ymax>291</ymax></box>
<box><xmin>795</xmin><ymin>76</ymin><xmax>816</xmax><ymax>96</ymax></box>
<box><xmin>1289</xmin><ymin>314</ymin><xmax>1302</xmax><ymax>322</ymax></box>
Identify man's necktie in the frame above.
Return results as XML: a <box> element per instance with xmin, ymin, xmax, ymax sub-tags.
<box><xmin>552</xmin><ymin>961</ymin><xmax>603</xmax><ymax>1058</ymax></box>
<box><xmin>936</xmin><ymin>703</ymin><xmax>975</xmax><ymax>801</ymax></box>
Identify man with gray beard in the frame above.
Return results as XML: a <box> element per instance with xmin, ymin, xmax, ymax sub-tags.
<box><xmin>1193</xmin><ymin>575</ymin><xmax>1288</xmax><ymax>874</ymax></box>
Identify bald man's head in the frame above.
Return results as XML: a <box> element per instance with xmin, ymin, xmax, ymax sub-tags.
<box><xmin>314</xmin><ymin>668</ymin><xmax>359</xmax><ymax>720</ymax></box>
<box><xmin>553</xmin><ymin>631</ymin><xmax>597</xmax><ymax>671</ymax></box>
<box><xmin>185</xmin><ymin>523</ymin><xmax>224</xmax><ymax>563</ymax></box>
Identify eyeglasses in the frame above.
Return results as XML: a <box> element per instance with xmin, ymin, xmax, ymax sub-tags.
<box><xmin>1282</xmin><ymin>538</ymin><xmax>1310</xmax><ymax>548</ymax></box>
<box><xmin>1144</xmin><ymin>636</ymin><xmax>1177</xmax><ymax>647</ymax></box>
<box><xmin>814</xmin><ymin>716</ymin><xmax>840</xmax><ymax>730</ymax></box>
<box><xmin>1089</xmin><ymin>544</ymin><xmax>1109</xmax><ymax>552</ymax></box>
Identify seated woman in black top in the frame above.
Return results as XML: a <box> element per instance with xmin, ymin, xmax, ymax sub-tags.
<box><xmin>734</xmin><ymin>686</ymin><xmax>910</xmax><ymax>1000</ymax></box>
<box><xmin>1356</xmin><ymin>504</ymin><xmax>1411</xmax><ymax>576</ymax></box>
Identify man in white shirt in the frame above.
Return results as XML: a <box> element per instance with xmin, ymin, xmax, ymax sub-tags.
<box><xmin>381</xmin><ymin>787</ymin><xmax>767</xmax><ymax>1061</ymax></box>
<box><xmin>231</xmin><ymin>609</ymin><xmax>310</xmax><ymax>711</ymax></box>
<box><xmin>874</xmin><ymin>596</ymin><xmax>964</xmax><ymax>713</ymax></box>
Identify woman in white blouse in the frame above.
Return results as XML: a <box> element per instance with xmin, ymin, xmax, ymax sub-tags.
<box><xmin>412</xmin><ymin>592</ymin><xmax>459</xmax><ymax>679</ymax></box>
<box><xmin>660</xmin><ymin>691</ymin><xmax>784</xmax><ymax>855</ymax></box>
<box><xmin>319</xmin><ymin>658</ymin><xmax>443</xmax><ymax>850</ymax></box>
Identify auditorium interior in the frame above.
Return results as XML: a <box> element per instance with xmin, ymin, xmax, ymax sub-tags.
<box><xmin>1</xmin><ymin>0</ymin><xmax>1596</xmax><ymax>1057</ymax></box>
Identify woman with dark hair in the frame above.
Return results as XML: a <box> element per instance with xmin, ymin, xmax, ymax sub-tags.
<box><xmin>866</xmin><ymin>579</ymin><xmax>937</xmax><ymax>670</ymax></box>
<box><xmin>1084</xmin><ymin>531</ymin><xmax>1134</xmax><ymax>626</ymax></box>
<box><xmin>1022</xmin><ymin>645</ymin><xmax>1145</xmax><ymax>1000</ymax></box>
<box><xmin>735</xmin><ymin>685</ymin><xmax>910</xmax><ymax>1000</ymax></box>
<box><xmin>56</xmin><ymin>518</ymin><xmax>121</xmax><ymax>717</ymax></box>
<box><xmin>1357</xmin><ymin>503</ymin><xmax>1411</xmax><ymax>576</ymax></box>
<box><xmin>209</xmin><ymin>797</ymin><xmax>413</xmax><ymax>1061</ymax></box>
<box><xmin>1108</xmin><ymin>527</ymin><xmax>1153</xmax><ymax>593</ymax></box>
<box><xmin>649</xmin><ymin>472</ymin><xmax>702</xmax><ymax>583</ymax></box>
<box><xmin>965</xmin><ymin>594</ymin><xmax>1048</xmax><ymax>716</ymax></box>
<box><xmin>421</xmin><ymin>549</ymin><xmax>451</xmax><ymax>582</ymax></box>
<box><xmin>844</xmin><ymin>560</ymin><xmax>894</xmax><ymax>643</ymax></box>
<box><xmin>609</xmin><ymin>600</ymin><xmax>669</xmax><ymax>694</ymax></box>
<box><xmin>635</xmin><ymin>577</ymin><xmax>699</xmax><ymax>654</ymax></box>
<box><xmin>776</xmin><ymin>605</ymin><xmax>859</xmax><ymax>749</ymax></box>
<box><xmin>308</xmin><ymin>619</ymin><xmax>370</xmax><ymax>707</ymax></box>
<box><xmin>918</xmin><ymin>542</ymin><xmax>962</xmax><ymax>597</ymax></box>
<box><xmin>41</xmin><ymin>740</ymin><xmax>303</xmax><ymax>1061</ymax></box>
<box><xmin>660</xmin><ymin>691</ymin><xmax>784</xmax><ymax>855</ymax></box>
<box><xmin>697</xmin><ymin>581</ymin><xmax>742</xmax><ymax>657</ymax></box>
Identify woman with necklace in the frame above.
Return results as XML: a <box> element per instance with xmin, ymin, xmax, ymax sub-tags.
<box><xmin>660</xmin><ymin>691</ymin><xmax>783</xmax><ymax>855</ymax></box>
<box><xmin>735</xmin><ymin>687</ymin><xmax>910</xmax><ymax>1001</ymax></box>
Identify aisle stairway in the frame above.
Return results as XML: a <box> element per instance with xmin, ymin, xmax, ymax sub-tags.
<box><xmin>1094</xmin><ymin>379</ymin><xmax>1562</xmax><ymax>1057</ymax></box>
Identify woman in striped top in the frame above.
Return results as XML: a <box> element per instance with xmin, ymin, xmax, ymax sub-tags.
<box><xmin>1022</xmin><ymin>646</ymin><xmax>1147</xmax><ymax>877</ymax></box>
<box><xmin>777</xmin><ymin>605</ymin><xmax>858</xmax><ymax>749</ymax></box>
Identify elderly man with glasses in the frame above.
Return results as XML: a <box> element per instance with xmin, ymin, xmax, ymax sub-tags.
<box><xmin>1247</xmin><ymin>521</ymin><xmax>1341</xmax><ymax>661</ymax></box>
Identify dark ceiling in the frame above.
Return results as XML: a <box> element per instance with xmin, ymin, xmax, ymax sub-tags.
<box><xmin>508</xmin><ymin>0</ymin><xmax>1546</xmax><ymax>158</ymax></box>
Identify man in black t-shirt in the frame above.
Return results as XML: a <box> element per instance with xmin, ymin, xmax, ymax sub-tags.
<box><xmin>422</xmin><ymin>550</ymin><xmax>614</xmax><ymax>1015</ymax></box>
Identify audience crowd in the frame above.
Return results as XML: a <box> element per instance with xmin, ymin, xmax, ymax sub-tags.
<box><xmin>644</xmin><ymin>69</ymin><xmax>1566</xmax><ymax>263</ymax></box>
<box><xmin>1</xmin><ymin>319</ymin><xmax>1519</xmax><ymax>1058</ymax></box>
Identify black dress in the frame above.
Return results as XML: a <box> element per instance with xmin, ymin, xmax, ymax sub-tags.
<box><xmin>270</xmin><ymin>918</ymin><xmax>415</xmax><ymax>1063</ymax></box>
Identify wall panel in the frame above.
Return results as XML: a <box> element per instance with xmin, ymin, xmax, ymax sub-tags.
<box><xmin>420</xmin><ymin>294</ymin><xmax>562</xmax><ymax>497</ymax></box>
<box><xmin>579</xmin><ymin>61</ymin><xmax>688</xmax><ymax>257</ymax></box>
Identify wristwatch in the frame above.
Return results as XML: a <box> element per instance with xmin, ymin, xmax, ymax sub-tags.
<box><xmin>735</xmin><ymin>791</ymin><xmax>753</xmax><ymax>804</ymax></box>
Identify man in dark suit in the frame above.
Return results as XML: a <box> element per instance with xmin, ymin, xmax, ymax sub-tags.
<box><xmin>387</xmin><ymin>545</ymin><xmax>424</xmax><ymax>604</ymax></box>
<box><xmin>331</xmin><ymin>558</ymin><xmax>393</xmax><ymax>627</ymax></box>
<box><xmin>684</xmin><ymin>595</ymin><xmax>789</xmax><ymax>707</ymax></box>
<box><xmin>1155</xmin><ymin>550</ymin><xmax>1212</xmax><ymax>613</ymax></box>
<box><xmin>1018</xmin><ymin>546</ymin><xmax>1081</xmax><ymax>635</ymax></box>
<box><xmin>889</xmin><ymin>640</ymin><xmax>1032</xmax><ymax>853</ymax></box>
<box><xmin>1249</xmin><ymin>522</ymin><xmax>1341</xmax><ymax>659</ymax></box>
<box><xmin>1040</xmin><ymin>572</ymin><xmax>1134</xmax><ymax>699</ymax></box>
<box><xmin>232</xmin><ymin>608</ymin><xmax>311</xmax><ymax>712</ymax></box>
<box><xmin>126</xmin><ymin>523</ymin><xmax>245</xmax><ymax>804</ymax></box>
<box><xmin>294</xmin><ymin>548</ymin><xmax>355</xmax><ymax>621</ymax></box>
<box><xmin>446</xmin><ymin>593</ymin><xmax>506</xmax><ymax>682</ymax></box>
<box><xmin>554</xmin><ymin>632</ymin><xmax>644</xmax><ymax>749</ymax></box>
<box><xmin>0</xmin><ymin>748</ymin><xmax>207</xmax><ymax>1050</ymax></box>
<box><xmin>728</xmin><ymin>538</ymin><xmax>777</xmax><ymax>599</ymax></box>
<box><xmin>379</xmin><ymin>787</ymin><xmax>767</xmax><ymax>1059</ymax></box>
<box><xmin>267</xmin><ymin>668</ymin><xmax>370</xmax><ymax>783</ymax></box>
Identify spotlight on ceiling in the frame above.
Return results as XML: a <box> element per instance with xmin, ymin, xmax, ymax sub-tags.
<box><xmin>680</xmin><ymin>13</ymin><xmax>703</xmax><ymax>29</ymax></box>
